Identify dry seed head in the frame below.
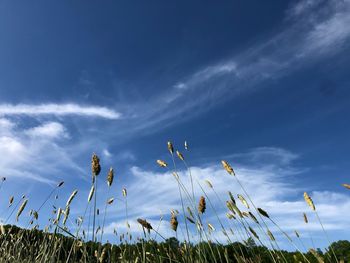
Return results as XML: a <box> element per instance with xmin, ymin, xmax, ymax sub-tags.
<box><xmin>221</xmin><ymin>160</ymin><xmax>235</xmax><ymax>175</ymax></box>
<box><xmin>249</xmin><ymin>212</ymin><xmax>259</xmax><ymax>224</ymax></box>
<box><xmin>303</xmin><ymin>213</ymin><xmax>308</xmax><ymax>223</ymax></box>
<box><xmin>0</xmin><ymin>224</ymin><xmax>5</xmax><ymax>235</ymax></box>
<box><xmin>97</xmin><ymin>208</ymin><xmax>99</xmax><ymax>215</ymax></box>
<box><xmin>184</xmin><ymin>141</ymin><xmax>188</xmax><ymax>150</ymax></box>
<box><xmin>170</xmin><ymin>214</ymin><xmax>178</xmax><ymax>231</ymax></box>
<box><xmin>16</xmin><ymin>199</ymin><xmax>28</xmax><ymax>222</ymax></box>
<box><xmin>157</xmin><ymin>159</ymin><xmax>167</xmax><ymax>167</ymax></box>
<box><xmin>187</xmin><ymin>207</ymin><xmax>194</xmax><ymax>219</ymax></box>
<box><xmin>57</xmin><ymin>181</ymin><xmax>64</xmax><ymax>187</ymax></box>
<box><xmin>66</xmin><ymin>189</ymin><xmax>78</xmax><ymax>207</ymax></box>
<box><xmin>304</xmin><ymin>192</ymin><xmax>316</xmax><ymax>211</ymax></box>
<box><xmin>1</xmin><ymin>177</ymin><xmax>6</xmax><ymax>182</ymax></box>
<box><xmin>257</xmin><ymin>208</ymin><xmax>270</xmax><ymax>218</ymax></box>
<box><xmin>176</xmin><ymin>150</ymin><xmax>184</xmax><ymax>161</ymax></box>
<box><xmin>237</xmin><ymin>194</ymin><xmax>250</xmax><ymax>209</ymax></box>
<box><xmin>88</xmin><ymin>185</ymin><xmax>95</xmax><ymax>202</ymax></box>
<box><xmin>172</xmin><ymin>172</ymin><xmax>179</xmax><ymax>180</ymax></box>
<box><xmin>107</xmin><ymin>167</ymin><xmax>114</xmax><ymax>187</ymax></box>
<box><xmin>205</xmin><ymin>180</ymin><xmax>213</xmax><ymax>188</ymax></box>
<box><xmin>137</xmin><ymin>218</ymin><xmax>153</xmax><ymax>231</ymax></box>
<box><xmin>186</xmin><ymin>216</ymin><xmax>195</xmax><ymax>224</ymax></box>
<box><xmin>228</xmin><ymin>191</ymin><xmax>236</xmax><ymax>204</ymax></box>
<box><xmin>92</xmin><ymin>153</ymin><xmax>101</xmax><ymax>176</ymax></box>
<box><xmin>226</xmin><ymin>213</ymin><xmax>235</xmax><ymax>220</ymax></box>
<box><xmin>33</xmin><ymin>210</ymin><xmax>38</xmax><ymax>220</ymax></box>
<box><xmin>107</xmin><ymin>197</ymin><xmax>114</xmax><ymax>204</ymax></box>
<box><xmin>122</xmin><ymin>188</ymin><xmax>127</xmax><ymax>197</ymax></box>
<box><xmin>249</xmin><ymin>227</ymin><xmax>259</xmax><ymax>239</ymax></box>
<box><xmin>342</xmin><ymin>183</ymin><xmax>350</xmax><ymax>190</ymax></box>
<box><xmin>198</xmin><ymin>196</ymin><xmax>206</xmax><ymax>214</ymax></box>
<box><xmin>267</xmin><ymin>230</ymin><xmax>275</xmax><ymax>241</ymax></box>
<box><xmin>8</xmin><ymin>196</ymin><xmax>14</xmax><ymax>207</ymax></box>
<box><xmin>167</xmin><ymin>141</ymin><xmax>174</xmax><ymax>154</ymax></box>
<box><xmin>295</xmin><ymin>230</ymin><xmax>300</xmax><ymax>238</ymax></box>
<box><xmin>208</xmin><ymin>223</ymin><xmax>215</xmax><ymax>232</ymax></box>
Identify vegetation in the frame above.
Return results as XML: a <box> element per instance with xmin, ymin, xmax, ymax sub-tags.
<box><xmin>0</xmin><ymin>141</ymin><xmax>349</xmax><ymax>262</ymax></box>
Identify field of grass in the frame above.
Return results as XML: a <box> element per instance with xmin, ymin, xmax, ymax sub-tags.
<box><xmin>0</xmin><ymin>141</ymin><xmax>349</xmax><ymax>262</ymax></box>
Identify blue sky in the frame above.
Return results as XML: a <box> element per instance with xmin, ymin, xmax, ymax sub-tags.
<box><xmin>0</xmin><ymin>0</ymin><xmax>350</xmax><ymax>251</ymax></box>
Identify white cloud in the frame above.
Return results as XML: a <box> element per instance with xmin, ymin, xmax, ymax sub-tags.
<box><xmin>0</xmin><ymin>118</ymin><xmax>84</xmax><ymax>185</ymax></box>
<box><xmin>0</xmin><ymin>103</ymin><xmax>121</xmax><ymax>119</ymax></box>
<box><xmin>25</xmin><ymin>122</ymin><xmax>68</xmax><ymax>139</ymax></box>
<box><xmin>101</xmin><ymin>148</ymin><xmax>350</xmax><ymax>249</ymax></box>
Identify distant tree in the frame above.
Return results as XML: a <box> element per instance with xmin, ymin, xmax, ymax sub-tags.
<box><xmin>325</xmin><ymin>240</ymin><xmax>350</xmax><ymax>262</ymax></box>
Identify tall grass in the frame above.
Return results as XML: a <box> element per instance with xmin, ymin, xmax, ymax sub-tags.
<box><xmin>0</xmin><ymin>141</ymin><xmax>346</xmax><ymax>262</ymax></box>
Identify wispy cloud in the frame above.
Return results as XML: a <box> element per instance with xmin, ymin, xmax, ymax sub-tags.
<box><xmin>0</xmin><ymin>103</ymin><xmax>121</xmax><ymax>119</ymax></box>
<box><xmin>116</xmin><ymin>0</ymin><xmax>350</xmax><ymax>135</ymax></box>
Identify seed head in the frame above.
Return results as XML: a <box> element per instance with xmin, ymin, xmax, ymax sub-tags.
<box><xmin>342</xmin><ymin>183</ymin><xmax>350</xmax><ymax>190</ymax></box>
<box><xmin>303</xmin><ymin>213</ymin><xmax>308</xmax><ymax>224</ymax></box>
<box><xmin>122</xmin><ymin>188</ymin><xmax>127</xmax><ymax>197</ymax></box>
<box><xmin>137</xmin><ymin>218</ymin><xmax>153</xmax><ymax>232</ymax></box>
<box><xmin>167</xmin><ymin>141</ymin><xmax>174</xmax><ymax>154</ymax></box>
<box><xmin>170</xmin><ymin>213</ymin><xmax>178</xmax><ymax>231</ymax></box>
<box><xmin>257</xmin><ymin>208</ymin><xmax>270</xmax><ymax>218</ymax></box>
<box><xmin>107</xmin><ymin>167</ymin><xmax>114</xmax><ymax>187</ymax></box>
<box><xmin>304</xmin><ymin>192</ymin><xmax>315</xmax><ymax>211</ymax></box>
<box><xmin>198</xmin><ymin>196</ymin><xmax>206</xmax><ymax>214</ymax></box>
<box><xmin>57</xmin><ymin>181</ymin><xmax>64</xmax><ymax>187</ymax></box>
<box><xmin>221</xmin><ymin>160</ymin><xmax>235</xmax><ymax>175</ymax></box>
<box><xmin>176</xmin><ymin>150</ymin><xmax>184</xmax><ymax>161</ymax></box>
<box><xmin>92</xmin><ymin>153</ymin><xmax>101</xmax><ymax>176</ymax></box>
<box><xmin>157</xmin><ymin>160</ymin><xmax>167</xmax><ymax>167</ymax></box>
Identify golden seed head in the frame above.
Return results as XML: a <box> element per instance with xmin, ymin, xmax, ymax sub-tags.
<box><xmin>198</xmin><ymin>196</ymin><xmax>206</xmax><ymax>214</ymax></box>
<box><xmin>107</xmin><ymin>167</ymin><xmax>114</xmax><ymax>187</ymax></box>
<box><xmin>208</xmin><ymin>223</ymin><xmax>215</xmax><ymax>232</ymax></box>
<box><xmin>237</xmin><ymin>194</ymin><xmax>250</xmax><ymax>209</ymax></box>
<box><xmin>176</xmin><ymin>150</ymin><xmax>184</xmax><ymax>161</ymax></box>
<box><xmin>92</xmin><ymin>153</ymin><xmax>101</xmax><ymax>176</ymax></box>
<box><xmin>167</xmin><ymin>141</ymin><xmax>174</xmax><ymax>154</ymax></box>
<box><xmin>170</xmin><ymin>213</ymin><xmax>178</xmax><ymax>231</ymax></box>
<box><xmin>16</xmin><ymin>199</ymin><xmax>28</xmax><ymax>222</ymax></box>
<box><xmin>304</xmin><ymin>192</ymin><xmax>315</xmax><ymax>211</ymax></box>
<box><xmin>157</xmin><ymin>159</ymin><xmax>167</xmax><ymax>167</ymax></box>
<box><xmin>342</xmin><ymin>183</ymin><xmax>350</xmax><ymax>190</ymax></box>
<box><xmin>221</xmin><ymin>160</ymin><xmax>235</xmax><ymax>175</ymax></box>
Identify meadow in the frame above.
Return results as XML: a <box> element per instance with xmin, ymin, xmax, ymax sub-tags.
<box><xmin>0</xmin><ymin>141</ymin><xmax>349</xmax><ymax>263</ymax></box>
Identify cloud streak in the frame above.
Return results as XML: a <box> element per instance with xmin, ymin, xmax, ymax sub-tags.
<box><xmin>115</xmin><ymin>0</ymin><xmax>350</xmax><ymax>135</ymax></box>
<box><xmin>0</xmin><ymin>103</ymin><xmax>121</xmax><ymax>119</ymax></box>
